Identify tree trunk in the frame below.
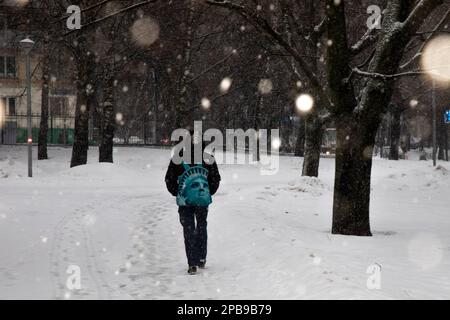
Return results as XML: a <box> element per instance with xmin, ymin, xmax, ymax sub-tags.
<box><xmin>38</xmin><ymin>37</ymin><xmax>50</xmax><ymax>160</ymax></box>
<box><xmin>302</xmin><ymin>114</ymin><xmax>322</xmax><ymax>177</ymax></box>
<box><xmin>99</xmin><ymin>78</ymin><xmax>115</xmax><ymax>163</ymax></box>
<box><xmin>332</xmin><ymin>118</ymin><xmax>372</xmax><ymax>236</ymax></box>
<box><xmin>294</xmin><ymin>117</ymin><xmax>305</xmax><ymax>157</ymax></box>
<box><xmin>70</xmin><ymin>38</ymin><xmax>96</xmax><ymax>168</ymax></box>
<box><xmin>70</xmin><ymin>87</ymin><xmax>91</xmax><ymax>167</ymax></box>
<box><xmin>175</xmin><ymin>0</ymin><xmax>195</xmax><ymax>130</ymax></box>
<box><xmin>438</xmin><ymin>108</ymin><xmax>448</xmax><ymax>161</ymax></box>
<box><xmin>389</xmin><ymin>105</ymin><xmax>401</xmax><ymax>160</ymax></box>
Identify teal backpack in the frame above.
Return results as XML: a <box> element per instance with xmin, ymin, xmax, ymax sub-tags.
<box><xmin>176</xmin><ymin>163</ymin><xmax>212</xmax><ymax>207</ymax></box>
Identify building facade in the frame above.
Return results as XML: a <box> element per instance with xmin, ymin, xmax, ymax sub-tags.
<box><xmin>0</xmin><ymin>7</ymin><xmax>77</xmax><ymax>145</ymax></box>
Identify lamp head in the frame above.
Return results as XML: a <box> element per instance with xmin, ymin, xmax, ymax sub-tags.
<box><xmin>19</xmin><ymin>38</ymin><xmax>35</xmax><ymax>54</ymax></box>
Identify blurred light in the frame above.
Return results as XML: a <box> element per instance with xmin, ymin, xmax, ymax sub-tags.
<box><xmin>421</xmin><ymin>35</ymin><xmax>450</xmax><ymax>82</ymax></box>
<box><xmin>295</xmin><ymin>94</ymin><xmax>314</xmax><ymax>113</ymax></box>
<box><xmin>0</xmin><ymin>99</ymin><xmax>4</xmax><ymax>129</ymax></box>
<box><xmin>271</xmin><ymin>138</ymin><xmax>281</xmax><ymax>150</ymax></box>
<box><xmin>201</xmin><ymin>98</ymin><xmax>211</xmax><ymax>109</ymax></box>
<box><xmin>13</xmin><ymin>0</ymin><xmax>29</xmax><ymax>7</ymax></box>
<box><xmin>409</xmin><ymin>99</ymin><xmax>419</xmax><ymax>108</ymax></box>
<box><xmin>258</xmin><ymin>79</ymin><xmax>273</xmax><ymax>95</ymax></box>
<box><xmin>220</xmin><ymin>77</ymin><xmax>232</xmax><ymax>93</ymax></box>
<box><xmin>130</xmin><ymin>17</ymin><xmax>160</xmax><ymax>47</ymax></box>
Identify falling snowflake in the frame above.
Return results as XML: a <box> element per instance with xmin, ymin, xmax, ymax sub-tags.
<box><xmin>201</xmin><ymin>98</ymin><xmax>211</xmax><ymax>109</ymax></box>
<box><xmin>258</xmin><ymin>79</ymin><xmax>273</xmax><ymax>95</ymax></box>
<box><xmin>220</xmin><ymin>77</ymin><xmax>232</xmax><ymax>93</ymax></box>
<box><xmin>130</xmin><ymin>17</ymin><xmax>160</xmax><ymax>47</ymax></box>
<box><xmin>409</xmin><ymin>99</ymin><xmax>419</xmax><ymax>108</ymax></box>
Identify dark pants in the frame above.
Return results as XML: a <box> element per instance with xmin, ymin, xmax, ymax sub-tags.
<box><xmin>178</xmin><ymin>206</ymin><xmax>208</xmax><ymax>267</ymax></box>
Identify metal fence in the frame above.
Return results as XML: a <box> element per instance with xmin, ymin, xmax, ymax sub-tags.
<box><xmin>0</xmin><ymin>113</ymin><xmax>164</xmax><ymax>146</ymax></box>
<box><xmin>0</xmin><ymin>114</ymin><xmax>75</xmax><ymax>145</ymax></box>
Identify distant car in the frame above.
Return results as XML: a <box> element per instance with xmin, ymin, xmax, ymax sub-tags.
<box><xmin>128</xmin><ymin>136</ymin><xmax>144</xmax><ymax>144</ymax></box>
<box><xmin>113</xmin><ymin>137</ymin><xmax>124</xmax><ymax>144</ymax></box>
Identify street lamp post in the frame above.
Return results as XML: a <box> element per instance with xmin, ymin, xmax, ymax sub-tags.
<box><xmin>432</xmin><ymin>78</ymin><xmax>437</xmax><ymax>167</ymax></box>
<box><xmin>20</xmin><ymin>38</ymin><xmax>35</xmax><ymax>178</ymax></box>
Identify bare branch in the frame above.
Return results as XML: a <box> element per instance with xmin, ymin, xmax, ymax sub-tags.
<box><xmin>52</xmin><ymin>0</ymin><xmax>111</xmax><ymax>24</ymax></box>
<box><xmin>350</xmin><ymin>27</ymin><xmax>378</xmax><ymax>55</ymax></box>
<box><xmin>352</xmin><ymin>67</ymin><xmax>428</xmax><ymax>79</ymax></box>
<box><xmin>314</xmin><ymin>18</ymin><xmax>326</xmax><ymax>36</ymax></box>
<box><xmin>400</xmin><ymin>7</ymin><xmax>450</xmax><ymax>69</ymax></box>
<box><xmin>205</xmin><ymin>0</ymin><xmax>324</xmax><ymax>97</ymax></box>
<box><xmin>64</xmin><ymin>0</ymin><xmax>157</xmax><ymax>36</ymax></box>
<box><xmin>400</xmin><ymin>0</ymin><xmax>445</xmax><ymax>34</ymax></box>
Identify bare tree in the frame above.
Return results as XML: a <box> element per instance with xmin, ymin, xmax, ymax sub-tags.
<box><xmin>207</xmin><ymin>0</ymin><xmax>447</xmax><ymax>236</ymax></box>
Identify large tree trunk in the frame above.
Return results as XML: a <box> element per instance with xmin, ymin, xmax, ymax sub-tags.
<box><xmin>294</xmin><ymin>117</ymin><xmax>305</xmax><ymax>157</ymax></box>
<box><xmin>175</xmin><ymin>0</ymin><xmax>195</xmax><ymax>130</ymax></box>
<box><xmin>389</xmin><ymin>104</ymin><xmax>402</xmax><ymax>160</ymax></box>
<box><xmin>332</xmin><ymin>118</ymin><xmax>372</xmax><ymax>236</ymax></box>
<box><xmin>38</xmin><ymin>36</ymin><xmax>50</xmax><ymax>160</ymax></box>
<box><xmin>99</xmin><ymin>77</ymin><xmax>115</xmax><ymax>163</ymax></box>
<box><xmin>70</xmin><ymin>87</ymin><xmax>91</xmax><ymax>167</ymax></box>
<box><xmin>70</xmin><ymin>38</ymin><xmax>96</xmax><ymax>168</ymax></box>
<box><xmin>302</xmin><ymin>114</ymin><xmax>323</xmax><ymax>177</ymax></box>
<box><xmin>326</xmin><ymin>0</ymin><xmax>442</xmax><ymax>236</ymax></box>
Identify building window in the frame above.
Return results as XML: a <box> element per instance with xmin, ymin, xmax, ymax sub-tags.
<box><xmin>1</xmin><ymin>97</ymin><xmax>16</xmax><ymax>115</ymax></box>
<box><xmin>50</xmin><ymin>96</ymin><xmax>68</xmax><ymax>116</ymax></box>
<box><xmin>0</xmin><ymin>56</ymin><xmax>16</xmax><ymax>78</ymax></box>
<box><xmin>0</xmin><ymin>15</ymin><xmax>7</xmax><ymax>43</ymax></box>
<box><xmin>8</xmin><ymin>97</ymin><xmax>15</xmax><ymax>115</ymax></box>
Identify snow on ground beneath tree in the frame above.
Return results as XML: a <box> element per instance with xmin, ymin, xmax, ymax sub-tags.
<box><xmin>58</xmin><ymin>162</ymin><xmax>144</xmax><ymax>183</ymax></box>
<box><xmin>0</xmin><ymin>145</ymin><xmax>449</xmax><ymax>299</ymax></box>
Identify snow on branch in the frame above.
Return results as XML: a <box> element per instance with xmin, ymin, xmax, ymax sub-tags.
<box><xmin>314</xmin><ymin>18</ymin><xmax>326</xmax><ymax>36</ymax></box>
<box><xmin>400</xmin><ymin>0</ymin><xmax>445</xmax><ymax>34</ymax></box>
<box><xmin>350</xmin><ymin>27</ymin><xmax>378</xmax><ymax>55</ymax></box>
<box><xmin>400</xmin><ymin>7</ymin><xmax>450</xmax><ymax>70</ymax></box>
<box><xmin>352</xmin><ymin>67</ymin><xmax>427</xmax><ymax>80</ymax></box>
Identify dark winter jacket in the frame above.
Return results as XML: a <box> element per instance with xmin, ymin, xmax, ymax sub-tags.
<box><xmin>165</xmin><ymin>149</ymin><xmax>221</xmax><ymax>198</ymax></box>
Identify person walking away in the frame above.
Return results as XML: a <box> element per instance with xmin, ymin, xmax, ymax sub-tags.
<box><xmin>165</xmin><ymin>138</ymin><xmax>220</xmax><ymax>275</ymax></box>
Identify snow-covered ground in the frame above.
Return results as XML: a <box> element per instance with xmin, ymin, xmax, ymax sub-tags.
<box><xmin>0</xmin><ymin>145</ymin><xmax>449</xmax><ymax>300</ymax></box>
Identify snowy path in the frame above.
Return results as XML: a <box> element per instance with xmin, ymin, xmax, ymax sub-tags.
<box><xmin>1</xmin><ymin>146</ymin><xmax>449</xmax><ymax>299</ymax></box>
